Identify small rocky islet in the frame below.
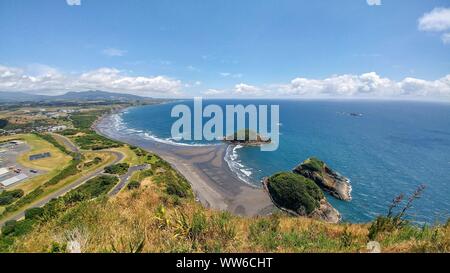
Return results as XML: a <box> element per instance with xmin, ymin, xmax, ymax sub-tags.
<box><xmin>222</xmin><ymin>129</ymin><xmax>271</xmax><ymax>146</ymax></box>
<box><xmin>263</xmin><ymin>157</ymin><xmax>351</xmax><ymax>223</ymax></box>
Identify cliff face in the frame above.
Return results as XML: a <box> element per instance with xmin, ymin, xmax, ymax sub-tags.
<box><xmin>309</xmin><ymin>199</ymin><xmax>341</xmax><ymax>223</ymax></box>
<box><xmin>293</xmin><ymin>158</ymin><xmax>352</xmax><ymax>201</ymax></box>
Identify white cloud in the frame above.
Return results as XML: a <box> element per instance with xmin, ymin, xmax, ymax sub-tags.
<box><xmin>0</xmin><ymin>64</ymin><xmax>182</xmax><ymax>97</ymax></box>
<box><xmin>66</xmin><ymin>0</ymin><xmax>81</xmax><ymax>6</ymax></box>
<box><xmin>102</xmin><ymin>48</ymin><xmax>127</xmax><ymax>57</ymax></box>
<box><xmin>367</xmin><ymin>0</ymin><xmax>381</xmax><ymax>6</ymax></box>
<box><xmin>233</xmin><ymin>83</ymin><xmax>265</xmax><ymax>96</ymax></box>
<box><xmin>418</xmin><ymin>8</ymin><xmax>450</xmax><ymax>32</ymax></box>
<box><xmin>2</xmin><ymin>64</ymin><xmax>449</xmax><ymax>100</ymax></box>
<box><xmin>277</xmin><ymin>72</ymin><xmax>450</xmax><ymax>99</ymax></box>
<box><xmin>204</xmin><ymin>73</ymin><xmax>450</xmax><ymax>99</ymax></box>
<box><xmin>203</xmin><ymin>89</ymin><xmax>225</xmax><ymax>96</ymax></box>
<box><xmin>442</xmin><ymin>33</ymin><xmax>450</xmax><ymax>44</ymax></box>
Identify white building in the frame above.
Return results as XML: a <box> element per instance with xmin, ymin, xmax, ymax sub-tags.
<box><xmin>0</xmin><ymin>173</ymin><xmax>28</xmax><ymax>188</ymax></box>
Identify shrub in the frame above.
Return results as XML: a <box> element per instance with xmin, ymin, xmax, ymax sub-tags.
<box><xmin>211</xmin><ymin>212</ymin><xmax>236</xmax><ymax>242</ymax></box>
<box><xmin>127</xmin><ymin>180</ymin><xmax>141</xmax><ymax>190</ymax></box>
<box><xmin>368</xmin><ymin>184</ymin><xmax>426</xmax><ymax>240</ymax></box>
<box><xmin>190</xmin><ymin>211</ymin><xmax>207</xmax><ymax>242</ymax></box>
<box><xmin>63</xmin><ymin>191</ymin><xmax>87</xmax><ymax>205</ymax></box>
<box><xmin>153</xmin><ymin>168</ymin><xmax>192</xmax><ymax>198</ymax></box>
<box><xmin>74</xmin><ymin>175</ymin><xmax>119</xmax><ymax>198</ymax></box>
<box><xmin>1</xmin><ymin>219</ymin><xmax>34</xmax><ymax>237</ymax></box>
<box><xmin>49</xmin><ymin>242</ymin><xmax>66</xmax><ymax>253</ymax></box>
<box><xmin>267</xmin><ymin>172</ymin><xmax>324</xmax><ymax>215</ymax></box>
<box><xmin>0</xmin><ymin>189</ymin><xmax>24</xmax><ymax>205</ymax></box>
<box><xmin>104</xmin><ymin>163</ymin><xmax>129</xmax><ymax>175</ymax></box>
<box><xmin>60</xmin><ymin>129</ymin><xmax>80</xmax><ymax>136</ymax></box>
<box><xmin>3</xmin><ymin>187</ymin><xmax>44</xmax><ymax>214</ymax></box>
<box><xmin>25</xmin><ymin>207</ymin><xmax>45</xmax><ymax>220</ymax></box>
<box><xmin>1</xmin><ymin>220</ymin><xmax>17</xmax><ymax>236</ymax></box>
<box><xmin>166</xmin><ymin>179</ymin><xmax>191</xmax><ymax>198</ymax></box>
<box><xmin>83</xmin><ymin>157</ymin><xmax>102</xmax><ymax>169</ymax></box>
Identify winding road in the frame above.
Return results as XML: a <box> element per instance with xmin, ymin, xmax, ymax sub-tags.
<box><xmin>108</xmin><ymin>164</ymin><xmax>149</xmax><ymax>196</ymax></box>
<box><xmin>0</xmin><ymin>136</ymin><xmax>125</xmax><ymax>226</ymax></box>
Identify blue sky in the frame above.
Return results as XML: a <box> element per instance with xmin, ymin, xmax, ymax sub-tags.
<box><xmin>0</xmin><ymin>0</ymin><xmax>449</xmax><ymax>99</ymax></box>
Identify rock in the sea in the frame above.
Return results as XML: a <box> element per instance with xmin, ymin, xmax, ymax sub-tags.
<box><xmin>293</xmin><ymin>157</ymin><xmax>352</xmax><ymax>201</ymax></box>
<box><xmin>223</xmin><ymin>129</ymin><xmax>271</xmax><ymax>146</ymax></box>
<box><xmin>263</xmin><ymin>173</ymin><xmax>341</xmax><ymax>223</ymax></box>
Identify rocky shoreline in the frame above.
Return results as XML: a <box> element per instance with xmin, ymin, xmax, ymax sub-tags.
<box><xmin>262</xmin><ymin>157</ymin><xmax>351</xmax><ymax>223</ymax></box>
<box><xmin>262</xmin><ymin>177</ymin><xmax>341</xmax><ymax>223</ymax></box>
<box><xmin>222</xmin><ymin>129</ymin><xmax>271</xmax><ymax>147</ymax></box>
<box><xmin>293</xmin><ymin>158</ymin><xmax>352</xmax><ymax>201</ymax></box>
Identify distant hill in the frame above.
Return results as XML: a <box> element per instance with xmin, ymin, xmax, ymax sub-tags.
<box><xmin>0</xmin><ymin>90</ymin><xmax>153</xmax><ymax>103</ymax></box>
<box><xmin>0</xmin><ymin>91</ymin><xmax>47</xmax><ymax>102</ymax></box>
<box><xmin>54</xmin><ymin>90</ymin><xmax>147</xmax><ymax>101</ymax></box>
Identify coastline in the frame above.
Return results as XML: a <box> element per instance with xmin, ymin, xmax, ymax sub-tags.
<box><xmin>94</xmin><ymin>109</ymin><xmax>274</xmax><ymax>217</ymax></box>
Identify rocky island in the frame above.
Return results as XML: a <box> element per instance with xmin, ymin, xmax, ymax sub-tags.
<box><xmin>263</xmin><ymin>172</ymin><xmax>341</xmax><ymax>223</ymax></box>
<box><xmin>293</xmin><ymin>157</ymin><xmax>352</xmax><ymax>201</ymax></box>
<box><xmin>263</xmin><ymin>157</ymin><xmax>353</xmax><ymax>223</ymax></box>
<box><xmin>223</xmin><ymin>129</ymin><xmax>271</xmax><ymax>146</ymax></box>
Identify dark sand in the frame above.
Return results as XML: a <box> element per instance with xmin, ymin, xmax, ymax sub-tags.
<box><xmin>95</xmin><ymin>114</ymin><xmax>274</xmax><ymax>216</ymax></box>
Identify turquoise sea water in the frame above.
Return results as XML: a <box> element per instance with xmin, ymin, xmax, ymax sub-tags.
<box><xmin>117</xmin><ymin>100</ymin><xmax>450</xmax><ymax>224</ymax></box>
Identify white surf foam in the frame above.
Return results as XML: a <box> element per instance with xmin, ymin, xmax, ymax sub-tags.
<box><xmin>110</xmin><ymin>112</ymin><xmax>215</xmax><ymax>147</ymax></box>
<box><xmin>224</xmin><ymin>144</ymin><xmax>257</xmax><ymax>186</ymax></box>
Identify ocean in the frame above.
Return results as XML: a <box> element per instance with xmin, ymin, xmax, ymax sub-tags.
<box><xmin>114</xmin><ymin>99</ymin><xmax>450</xmax><ymax>224</ymax></box>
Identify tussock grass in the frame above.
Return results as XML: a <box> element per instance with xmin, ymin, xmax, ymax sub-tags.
<box><xmin>2</xmin><ymin>141</ymin><xmax>448</xmax><ymax>253</ymax></box>
<box><xmin>6</xmin><ymin>172</ymin><xmax>449</xmax><ymax>253</ymax></box>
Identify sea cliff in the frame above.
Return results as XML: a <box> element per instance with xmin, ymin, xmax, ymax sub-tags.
<box><xmin>293</xmin><ymin>157</ymin><xmax>352</xmax><ymax>201</ymax></box>
<box><xmin>263</xmin><ymin>173</ymin><xmax>341</xmax><ymax>223</ymax></box>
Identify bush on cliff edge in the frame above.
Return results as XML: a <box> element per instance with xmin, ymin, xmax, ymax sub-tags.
<box><xmin>267</xmin><ymin>172</ymin><xmax>324</xmax><ymax>215</ymax></box>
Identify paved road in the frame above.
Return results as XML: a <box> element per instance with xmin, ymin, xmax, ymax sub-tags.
<box><xmin>108</xmin><ymin>164</ymin><xmax>149</xmax><ymax>196</ymax></box>
<box><xmin>0</xmin><ymin>150</ymin><xmax>125</xmax><ymax>226</ymax></box>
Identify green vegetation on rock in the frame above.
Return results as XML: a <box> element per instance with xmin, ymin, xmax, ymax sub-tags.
<box><xmin>267</xmin><ymin>172</ymin><xmax>324</xmax><ymax>215</ymax></box>
<box><xmin>301</xmin><ymin>157</ymin><xmax>325</xmax><ymax>172</ymax></box>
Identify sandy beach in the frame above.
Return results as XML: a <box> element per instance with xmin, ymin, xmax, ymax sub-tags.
<box><xmin>95</xmin><ymin>113</ymin><xmax>274</xmax><ymax>217</ymax></box>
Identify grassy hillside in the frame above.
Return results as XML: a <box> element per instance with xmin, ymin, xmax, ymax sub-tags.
<box><xmin>2</xmin><ymin>153</ymin><xmax>448</xmax><ymax>253</ymax></box>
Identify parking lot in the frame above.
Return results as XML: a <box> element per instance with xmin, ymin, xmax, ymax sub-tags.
<box><xmin>0</xmin><ymin>141</ymin><xmax>45</xmax><ymax>189</ymax></box>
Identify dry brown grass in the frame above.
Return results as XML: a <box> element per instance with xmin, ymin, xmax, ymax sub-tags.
<box><xmin>5</xmin><ymin>147</ymin><xmax>449</xmax><ymax>253</ymax></box>
<box><xmin>10</xmin><ymin>175</ymin><xmax>448</xmax><ymax>253</ymax></box>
